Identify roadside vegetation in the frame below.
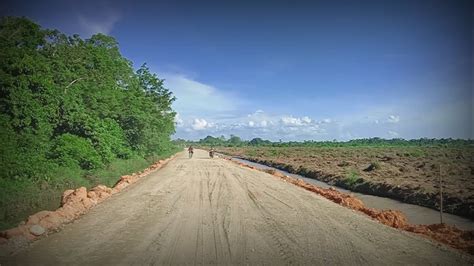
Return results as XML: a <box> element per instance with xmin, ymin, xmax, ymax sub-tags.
<box><xmin>182</xmin><ymin>135</ymin><xmax>473</xmax><ymax>148</ymax></box>
<box><xmin>0</xmin><ymin>17</ymin><xmax>178</xmax><ymax>230</ymax></box>
<box><xmin>345</xmin><ymin>169</ymin><xmax>361</xmax><ymax>188</ymax></box>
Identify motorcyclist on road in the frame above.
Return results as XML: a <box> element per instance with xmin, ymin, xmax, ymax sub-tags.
<box><xmin>188</xmin><ymin>146</ymin><xmax>194</xmax><ymax>158</ymax></box>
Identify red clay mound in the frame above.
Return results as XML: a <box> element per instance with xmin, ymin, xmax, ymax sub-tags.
<box><xmin>88</xmin><ymin>185</ymin><xmax>113</xmax><ymax>203</ymax></box>
<box><xmin>370</xmin><ymin>210</ymin><xmax>408</xmax><ymax>228</ymax></box>
<box><xmin>405</xmin><ymin>223</ymin><xmax>474</xmax><ymax>254</ymax></box>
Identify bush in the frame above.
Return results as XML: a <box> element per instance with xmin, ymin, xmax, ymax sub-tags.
<box><xmin>363</xmin><ymin>161</ymin><xmax>380</xmax><ymax>172</ymax></box>
<box><xmin>345</xmin><ymin>169</ymin><xmax>361</xmax><ymax>187</ymax></box>
<box><xmin>372</xmin><ymin>161</ymin><xmax>381</xmax><ymax>169</ymax></box>
<box><xmin>50</xmin><ymin>134</ymin><xmax>103</xmax><ymax>170</ymax></box>
<box><xmin>91</xmin><ymin>118</ymin><xmax>133</xmax><ymax>162</ymax></box>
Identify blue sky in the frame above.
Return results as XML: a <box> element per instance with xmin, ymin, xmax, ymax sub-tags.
<box><xmin>2</xmin><ymin>0</ymin><xmax>472</xmax><ymax>140</ymax></box>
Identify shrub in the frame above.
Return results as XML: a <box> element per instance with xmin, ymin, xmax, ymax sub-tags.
<box><xmin>50</xmin><ymin>134</ymin><xmax>103</xmax><ymax>170</ymax></box>
<box><xmin>345</xmin><ymin>169</ymin><xmax>361</xmax><ymax>187</ymax></box>
<box><xmin>91</xmin><ymin>118</ymin><xmax>132</xmax><ymax>162</ymax></box>
<box><xmin>363</xmin><ymin>161</ymin><xmax>381</xmax><ymax>172</ymax></box>
<box><xmin>247</xmin><ymin>149</ymin><xmax>258</xmax><ymax>157</ymax></box>
<box><xmin>372</xmin><ymin>161</ymin><xmax>381</xmax><ymax>169</ymax></box>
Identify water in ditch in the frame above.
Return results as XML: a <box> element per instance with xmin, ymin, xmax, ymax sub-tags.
<box><xmin>231</xmin><ymin>157</ymin><xmax>474</xmax><ymax>231</ymax></box>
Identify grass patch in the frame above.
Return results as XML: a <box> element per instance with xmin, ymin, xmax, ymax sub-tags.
<box><xmin>85</xmin><ymin>156</ymin><xmax>150</xmax><ymax>187</ymax></box>
<box><xmin>246</xmin><ymin>149</ymin><xmax>258</xmax><ymax>157</ymax></box>
<box><xmin>0</xmin><ymin>149</ymin><xmax>179</xmax><ymax>231</ymax></box>
<box><xmin>345</xmin><ymin>169</ymin><xmax>361</xmax><ymax>187</ymax></box>
<box><xmin>370</xmin><ymin>161</ymin><xmax>380</xmax><ymax>170</ymax></box>
<box><xmin>0</xmin><ymin>176</ymin><xmax>79</xmax><ymax>231</ymax></box>
<box><xmin>363</xmin><ymin>161</ymin><xmax>381</xmax><ymax>172</ymax></box>
<box><xmin>266</xmin><ymin>148</ymin><xmax>281</xmax><ymax>157</ymax></box>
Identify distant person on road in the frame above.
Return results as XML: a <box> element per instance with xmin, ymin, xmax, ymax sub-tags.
<box><xmin>188</xmin><ymin>146</ymin><xmax>194</xmax><ymax>158</ymax></box>
<box><xmin>209</xmin><ymin>148</ymin><xmax>215</xmax><ymax>158</ymax></box>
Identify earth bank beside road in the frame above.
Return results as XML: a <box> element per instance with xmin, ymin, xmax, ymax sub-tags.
<box><xmin>215</xmin><ymin>146</ymin><xmax>474</xmax><ymax>220</ymax></box>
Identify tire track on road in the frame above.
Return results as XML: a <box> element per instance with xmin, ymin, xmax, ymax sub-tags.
<box><xmin>3</xmin><ymin>150</ymin><xmax>472</xmax><ymax>265</ymax></box>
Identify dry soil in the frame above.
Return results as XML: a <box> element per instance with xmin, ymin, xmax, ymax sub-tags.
<box><xmin>2</xmin><ymin>150</ymin><xmax>472</xmax><ymax>265</ymax></box>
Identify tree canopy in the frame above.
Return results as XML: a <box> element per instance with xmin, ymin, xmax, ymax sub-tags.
<box><xmin>0</xmin><ymin>17</ymin><xmax>177</xmax><ymax>180</ymax></box>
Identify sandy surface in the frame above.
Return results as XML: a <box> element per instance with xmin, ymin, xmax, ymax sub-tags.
<box><xmin>2</xmin><ymin>150</ymin><xmax>472</xmax><ymax>265</ymax></box>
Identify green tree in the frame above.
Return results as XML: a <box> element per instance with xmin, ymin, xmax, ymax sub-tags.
<box><xmin>0</xmin><ymin>16</ymin><xmax>177</xmax><ymax>178</ymax></box>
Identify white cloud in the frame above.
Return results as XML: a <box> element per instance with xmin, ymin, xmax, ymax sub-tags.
<box><xmin>174</xmin><ymin>113</ymin><xmax>184</xmax><ymax>127</ymax></box>
<box><xmin>163</xmin><ymin>73</ymin><xmax>241</xmax><ymax>116</ymax></box>
<box><xmin>77</xmin><ymin>9</ymin><xmax>121</xmax><ymax>36</ymax></box>
<box><xmin>247</xmin><ymin>110</ymin><xmax>265</xmax><ymax>118</ymax></box>
<box><xmin>387</xmin><ymin>115</ymin><xmax>400</xmax><ymax>123</ymax></box>
<box><xmin>175</xmin><ymin>111</ymin><xmax>331</xmax><ymax>140</ymax></box>
<box><xmin>191</xmin><ymin>118</ymin><xmax>213</xmax><ymax>131</ymax></box>
<box><xmin>245</xmin><ymin>110</ymin><xmax>273</xmax><ymax>128</ymax></box>
<box><xmin>280</xmin><ymin>115</ymin><xmax>312</xmax><ymax>126</ymax></box>
<box><xmin>301</xmin><ymin>116</ymin><xmax>312</xmax><ymax>124</ymax></box>
<box><xmin>388</xmin><ymin>130</ymin><xmax>399</xmax><ymax>137</ymax></box>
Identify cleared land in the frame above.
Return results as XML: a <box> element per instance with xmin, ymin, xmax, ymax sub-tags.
<box><xmin>1</xmin><ymin>150</ymin><xmax>471</xmax><ymax>265</ymax></box>
<box><xmin>217</xmin><ymin>146</ymin><xmax>474</xmax><ymax>219</ymax></box>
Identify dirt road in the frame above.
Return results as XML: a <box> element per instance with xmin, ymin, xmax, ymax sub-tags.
<box><xmin>2</xmin><ymin>150</ymin><xmax>472</xmax><ymax>265</ymax></box>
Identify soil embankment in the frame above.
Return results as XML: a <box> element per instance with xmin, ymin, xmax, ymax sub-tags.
<box><xmin>1</xmin><ymin>150</ymin><xmax>471</xmax><ymax>265</ymax></box>
<box><xmin>216</xmin><ymin>147</ymin><xmax>474</xmax><ymax>220</ymax></box>
<box><xmin>225</xmin><ymin>157</ymin><xmax>474</xmax><ymax>255</ymax></box>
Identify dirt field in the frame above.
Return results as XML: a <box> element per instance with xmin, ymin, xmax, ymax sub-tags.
<box><xmin>1</xmin><ymin>150</ymin><xmax>471</xmax><ymax>265</ymax></box>
<box><xmin>217</xmin><ymin>146</ymin><xmax>474</xmax><ymax>219</ymax></box>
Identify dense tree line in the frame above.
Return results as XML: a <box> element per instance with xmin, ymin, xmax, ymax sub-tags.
<box><xmin>0</xmin><ymin>17</ymin><xmax>177</xmax><ymax>181</ymax></box>
<box><xmin>187</xmin><ymin>135</ymin><xmax>473</xmax><ymax>148</ymax></box>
